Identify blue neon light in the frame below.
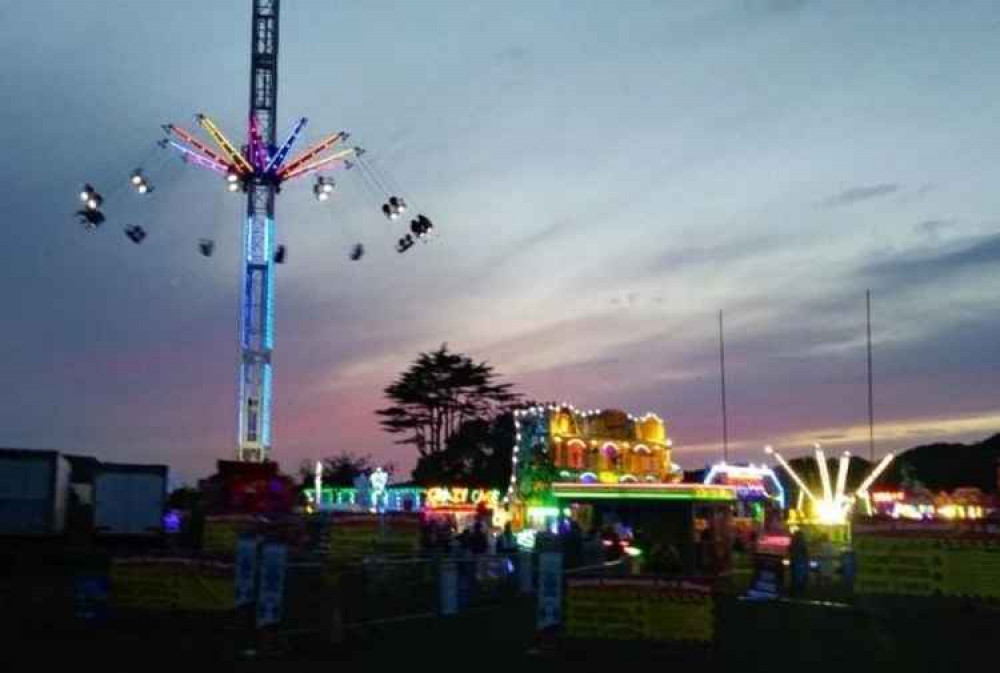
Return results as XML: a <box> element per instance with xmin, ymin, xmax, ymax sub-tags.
<box><xmin>265</xmin><ymin>218</ymin><xmax>275</xmax><ymax>350</ymax></box>
<box><xmin>261</xmin><ymin>362</ymin><xmax>272</xmax><ymax>447</ymax></box>
<box><xmin>265</xmin><ymin>117</ymin><xmax>308</xmax><ymax>173</ymax></box>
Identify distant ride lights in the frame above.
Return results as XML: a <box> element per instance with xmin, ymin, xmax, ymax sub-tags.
<box><xmin>765</xmin><ymin>443</ymin><xmax>895</xmax><ymax>526</ymax></box>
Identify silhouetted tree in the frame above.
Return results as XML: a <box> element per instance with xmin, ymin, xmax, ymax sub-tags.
<box><xmin>412</xmin><ymin>412</ymin><xmax>517</xmax><ymax>488</ymax></box>
<box><xmin>300</xmin><ymin>451</ymin><xmax>380</xmax><ymax>487</ymax></box>
<box><xmin>376</xmin><ymin>344</ymin><xmax>519</xmax><ymax>457</ymax></box>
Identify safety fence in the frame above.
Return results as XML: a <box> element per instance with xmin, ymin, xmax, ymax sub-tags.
<box><xmin>3</xmin><ymin>525</ymin><xmax>999</xmax><ymax>666</ymax></box>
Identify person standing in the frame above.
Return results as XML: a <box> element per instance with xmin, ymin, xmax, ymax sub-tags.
<box><xmin>789</xmin><ymin>529</ymin><xmax>810</xmax><ymax>597</ymax></box>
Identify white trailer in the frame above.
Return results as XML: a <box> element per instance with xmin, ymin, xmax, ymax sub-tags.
<box><xmin>0</xmin><ymin>449</ymin><xmax>70</xmax><ymax>535</ymax></box>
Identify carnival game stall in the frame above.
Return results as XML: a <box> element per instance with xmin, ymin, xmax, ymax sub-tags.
<box><xmin>702</xmin><ymin>462</ymin><xmax>785</xmax><ymax>546</ymax></box>
<box><xmin>508</xmin><ymin>404</ymin><xmax>739</xmax><ymax>575</ymax></box>
<box><xmin>422</xmin><ymin>486</ymin><xmax>504</xmax><ymax>531</ymax></box>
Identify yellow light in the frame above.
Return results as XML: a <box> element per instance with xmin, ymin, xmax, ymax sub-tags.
<box><xmin>198</xmin><ymin>114</ymin><xmax>254</xmax><ymax>174</ymax></box>
<box><xmin>814</xmin><ymin>498</ymin><xmax>847</xmax><ymax>526</ymax></box>
<box><xmin>835</xmin><ymin>452</ymin><xmax>851</xmax><ymax>505</ymax></box>
<box><xmin>855</xmin><ymin>453</ymin><xmax>895</xmax><ymax>496</ymax></box>
<box><xmin>768</xmin><ymin>447</ymin><xmax>817</xmax><ymax>503</ymax></box>
<box><xmin>815</xmin><ymin>445</ymin><xmax>833</xmax><ymax>504</ymax></box>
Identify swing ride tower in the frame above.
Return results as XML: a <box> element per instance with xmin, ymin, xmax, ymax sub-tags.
<box><xmin>79</xmin><ymin>0</ymin><xmax>434</xmax><ymax>464</ymax></box>
<box><xmin>239</xmin><ymin>0</ymin><xmax>281</xmax><ymax>462</ymax></box>
<box><xmin>161</xmin><ymin>0</ymin><xmax>362</xmax><ymax>463</ymax></box>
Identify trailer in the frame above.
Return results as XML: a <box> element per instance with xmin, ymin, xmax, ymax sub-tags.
<box><xmin>0</xmin><ymin>448</ymin><xmax>71</xmax><ymax>535</ymax></box>
<box><xmin>93</xmin><ymin>463</ymin><xmax>168</xmax><ymax>535</ymax></box>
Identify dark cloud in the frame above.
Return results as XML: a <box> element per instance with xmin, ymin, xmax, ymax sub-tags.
<box><xmin>863</xmin><ymin>233</ymin><xmax>1000</xmax><ymax>288</ymax></box>
<box><xmin>641</xmin><ymin>235</ymin><xmax>780</xmax><ymax>277</ymax></box>
<box><xmin>821</xmin><ymin>184</ymin><xmax>900</xmax><ymax>208</ymax></box>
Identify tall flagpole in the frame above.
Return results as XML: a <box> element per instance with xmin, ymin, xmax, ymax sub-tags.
<box><xmin>866</xmin><ymin>290</ymin><xmax>875</xmax><ymax>463</ymax></box>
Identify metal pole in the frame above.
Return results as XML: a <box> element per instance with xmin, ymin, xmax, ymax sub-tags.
<box><xmin>719</xmin><ymin>309</ymin><xmax>729</xmax><ymax>462</ymax></box>
<box><xmin>866</xmin><ymin>290</ymin><xmax>875</xmax><ymax>464</ymax></box>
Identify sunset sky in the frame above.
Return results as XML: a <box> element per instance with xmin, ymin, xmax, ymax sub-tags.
<box><xmin>3</xmin><ymin>0</ymin><xmax>998</xmax><ymax>484</ymax></box>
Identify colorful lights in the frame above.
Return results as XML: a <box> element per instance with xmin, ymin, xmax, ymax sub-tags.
<box><xmin>527</xmin><ymin>506</ymin><xmax>560</xmax><ymax>519</ymax></box>
<box><xmin>369</xmin><ymin>467</ymin><xmax>389</xmax><ymax>513</ymax></box>
<box><xmin>551</xmin><ymin>482</ymin><xmax>736</xmax><ymax>502</ymax></box>
<box><xmin>167</xmin><ymin>140</ymin><xmax>229</xmax><ymax>175</ymax></box>
<box><xmin>703</xmin><ymin>462</ymin><xmax>785</xmax><ymax>508</ymax></box>
<box><xmin>313</xmin><ymin>460</ymin><xmax>323</xmax><ymax>507</ymax></box>
<box><xmin>248</xmin><ymin>114</ymin><xmax>270</xmax><ymax>171</ymax></box>
<box><xmin>163</xmin><ymin>124</ymin><xmax>232</xmax><ymax>171</ymax></box>
<box><xmin>196</xmin><ymin>113</ymin><xmax>253</xmax><ymax>174</ymax></box>
<box><xmin>515</xmin><ymin>530</ymin><xmax>537</xmax><ymax>550</ymax></box>
<box><xmin>871</xmin><ymin>490</ymin><xmax>904</xmax><ymax>504</ymax></box>
<box><xmin>815</xmin><ymin>445</ymin><xmax>833</xmax><ymax>504</ymax></box>
<box><xmin>265</xmin><ymin>117</ymin><xmax>308</xmax><ymax>173</ymax></box>
<box><xmin>507</xmin><ymin>403</ymin><xmax>676</xmax><ymax>504</ymax></box>
<box><xmin>283</xmin><ymin>147</ymin><xmax>358</xmax><ymax>181</ymax></box>
<box><xmin>277</xmin><ymin>131</ymin><xmax>348</xmax><ymax>179</ymax></box>
<box><xmin>425</xmin><ymin>487</ymin><xmax>500</xmax><ymax>510</ymax></box>
<box><xmin>765</xmin><ymin>445</ymin><xmax>895</xmax><ymax>526</ymax></box>
<box><xmin>855</xmin><ymin>452</ymin><xmax>896</xmax><ymax>496</ymax></box>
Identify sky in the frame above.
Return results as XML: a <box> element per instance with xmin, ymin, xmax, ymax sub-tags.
<box><xmin>2</xmin><ymin>0</ymin><xmax>999</xmax><ymax>485</ymax></box>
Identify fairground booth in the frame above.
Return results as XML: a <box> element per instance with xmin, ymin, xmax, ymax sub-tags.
<box><xmin>304</xmin><ymin>470</ymin><xmax>504</xmax><ymax>532</ymax></box>
<box><xmin>422</xmin><ymin>486</ymin><xmax>505</xmax><ymax>529</ymax></box>
<box><xmin>702</xmin><ymin>462</ymin><xmax>785</xmax><ymax>545</ymax></box>
<box><xmin>507</xmin><ymin>404</ymin><xmax>738</xmax><ymax>574</ymax></box>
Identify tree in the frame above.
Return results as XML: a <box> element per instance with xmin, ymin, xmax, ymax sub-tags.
<box><xmin>300</xmin><ymin>451</ymin><xmax>379</xmax><ymax>487</ymax></box>
<box><xmin>412</xmin><ymin>413</ymin><xmax>517</xmax><ymax>488</ymax></box>
<box><xmin>376</xmin><ymin>344</ymin><xmax>519</xmax><ymax>457</ymax></box>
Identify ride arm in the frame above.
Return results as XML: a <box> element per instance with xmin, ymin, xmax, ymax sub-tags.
<box><xmin>196</xmin><ymin>113</ymin><xmax>253</xmax><ymax>174</ymax></box>
<box><xmin>265</xmin><ymin>117</ymin><xmax>308</xmax><ymax>173</ymax></box>
<box><xmin>164</xmin><ymin>124</ymin><xmax>232</xmax><ymax>168</ymax></box>
<box><xmin>164</xmin><ymin>139</ymin><xmax>230</xmax><ymax>175</ymax></box>
<box><xmin>281</xmin><ymin>147</ymin><xmax>359</xmax><ymax>181</ymax></box>
<box><xmin>277</xmin><ymin>132</ymin><xmax>348</xmax><ymax>179</ymax></box>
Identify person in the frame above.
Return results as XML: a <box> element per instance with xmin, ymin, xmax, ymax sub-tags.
<box><xmin>564</xmin><ymin>520</ymin><xmax>584</xmax><ymax>569</ymax></box>
<box><xmin>496</xmin><ymin>523</ymin><xmax>516</xmax><ymax>555</ymax></box>
<box><xmin>817</xmin><ymin>534</ymin><xmax>836</xmax><ymax>587</ymax></box>
<box><xmin>698</xmin><ymin>524</ymin><xmax>716</xmax><ymax>574</ymax></box>
<box><xmin>456</xmin><ymin>526</ymin><xmax>472</xmax><ymax>554</ymax></box>
<box><xmin>789</xmin><ymin>529</ymin><xmax>810</xmax><ymax>597</ymax></box>
<box><xmin>470</xmin><ymin>521</ymin><xmax>489</xmax><ymax>555</ymax></box>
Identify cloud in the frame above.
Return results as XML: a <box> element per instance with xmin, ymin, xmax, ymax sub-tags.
<box><xmin>821</xmin><ymin>183</ymin><xmax>900</xmax><ymax>208</ymax></box>
<box><xmin>862</xmin><ymin>233</ymin><xmax>1000</xmax><ymax>288</ymax></box>
<box><xmin>639</xmin><ymin>235</ymin><xmax>782</xmax><ymax>278</ymax></box>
